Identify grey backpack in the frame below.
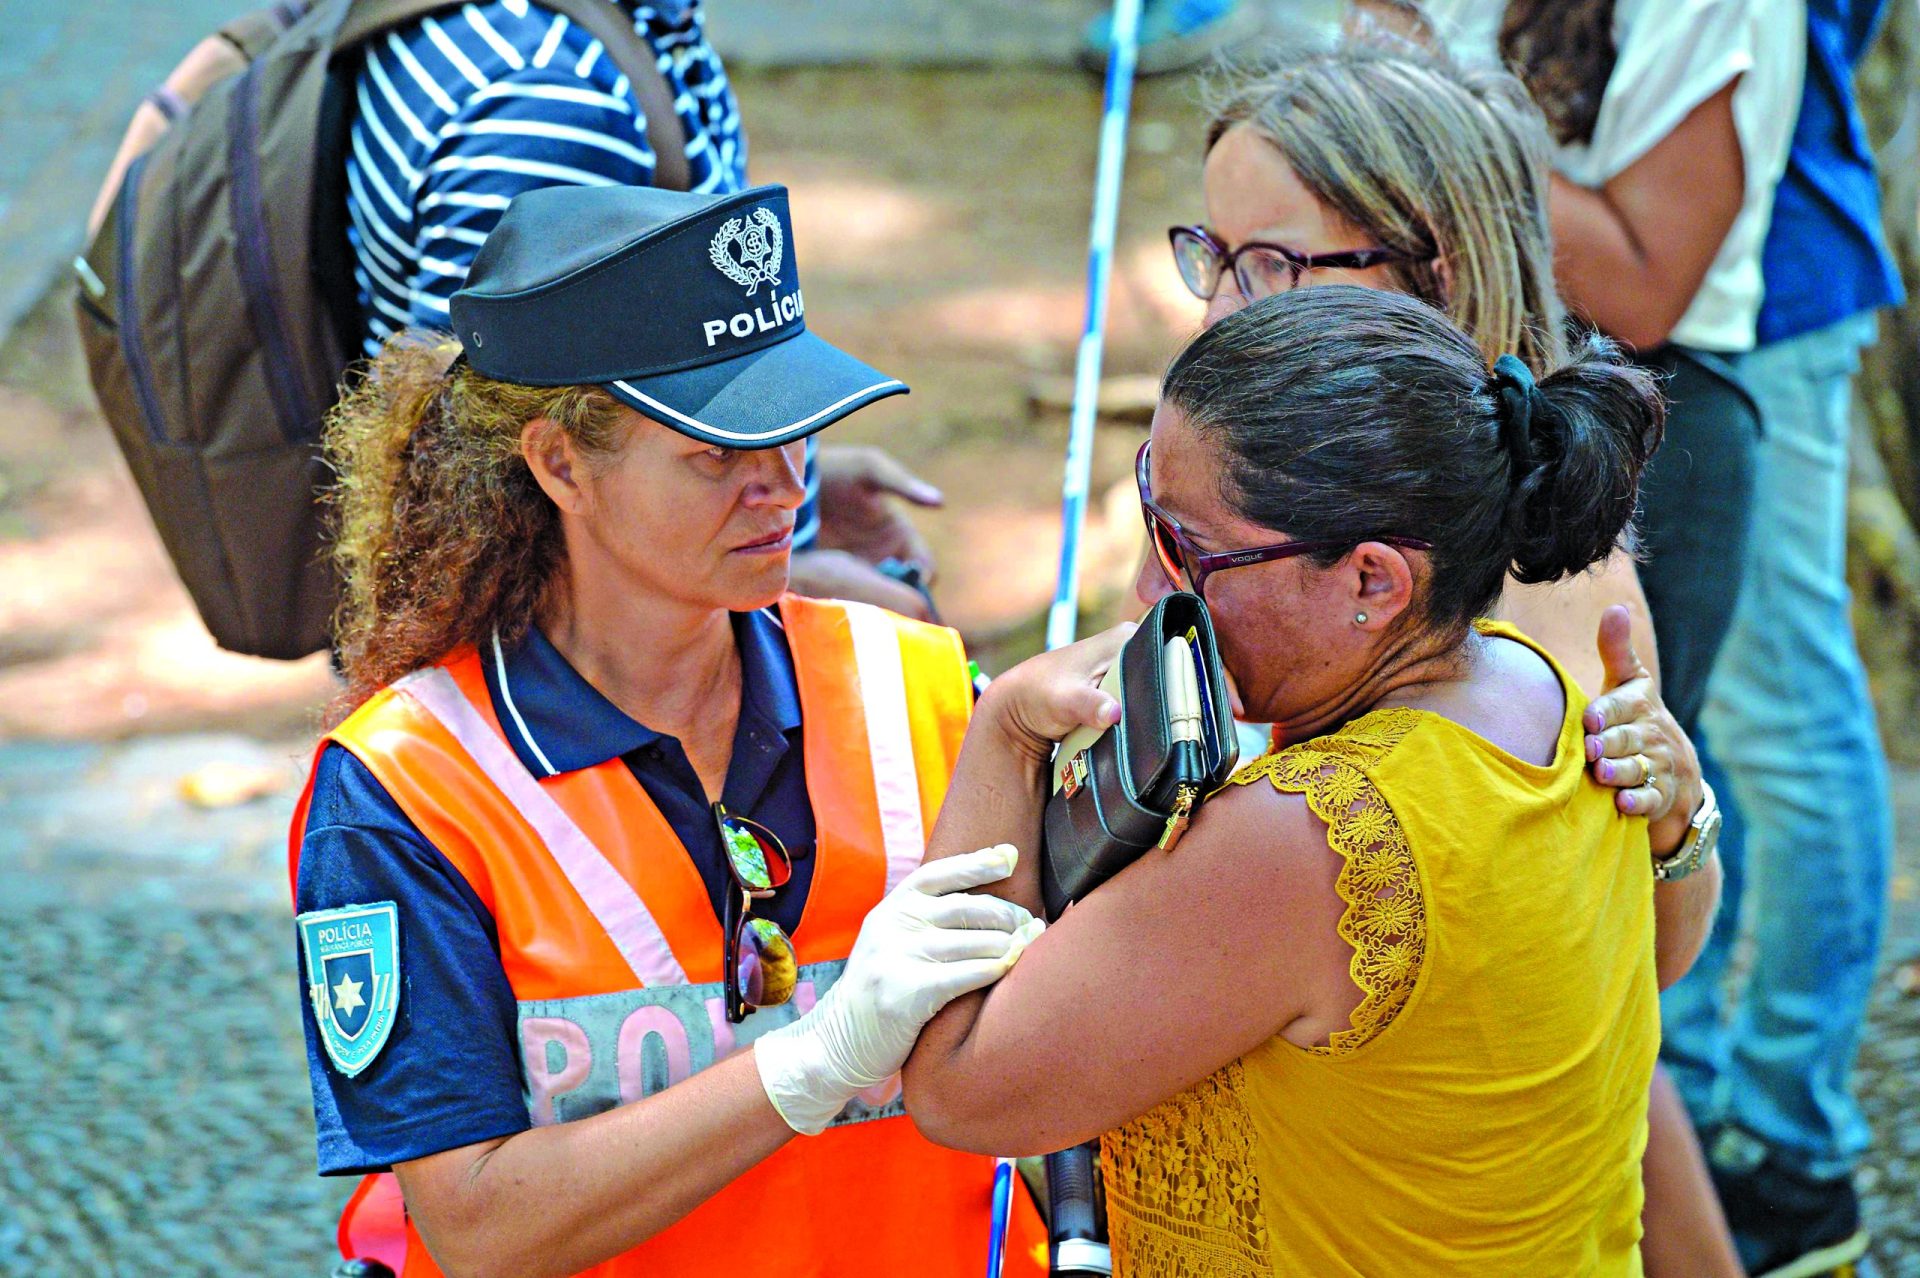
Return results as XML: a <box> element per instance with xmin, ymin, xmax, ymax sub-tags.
<box><xmin>74</xmin><ymin>0</ymin><xmax>688</xmax><ymax>658</ymax></box>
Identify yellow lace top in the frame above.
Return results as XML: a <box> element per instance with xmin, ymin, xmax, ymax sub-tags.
<box><xmin>1233</xmin><ymin>708</ymin><xmax>1427</xmax><ymax>1055</ymax></box>
<box><xmin>1102</xmin><ymin>623</ymin><xmax>1658</xmax><ymax>1278</ymax></box>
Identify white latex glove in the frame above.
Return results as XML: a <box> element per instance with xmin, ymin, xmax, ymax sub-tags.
<box><xmin>754</xmin><ymin>843</ymin><xmax>1044</xmax><ymax>1135</ymax></box>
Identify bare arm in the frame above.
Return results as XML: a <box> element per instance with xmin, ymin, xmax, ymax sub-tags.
<box><xmin>901</xmin><ymin>631</ymin><xmax>1353</xmax><ymax>1155</ymax></box>
<box><xmin>392</xmin><ymin>837</ymin><xmax>1041</xmax><ymax>1278</ymax></box>
<box><xmin>1550</xmin><ymin>79</ymin><xmax>1745</xmax><ymax>350</ymax></box>
<box><xmin>1654</xmin><ymin>852</ymin><xmax>1723</xmax><ymax>991</ymax></box>
<box><xmin>909</xmin><ymin>629</ymin><xmax>1134</xmax><ymax>911</ymax></box>
<box><xmin>905</xmin><ymin>770</ymin><xmax>1347</xmax><ymax>1155</ymax></box>
<box><xmin>395</xmin><ymin>1050</ymin><xmax>791</xmax><ymax>1278</ymax></box>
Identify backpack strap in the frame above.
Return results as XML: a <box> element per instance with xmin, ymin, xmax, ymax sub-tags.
<box><xmin>218</xmin><ymin>1</ymin><xmax>310</xmax><ymax>59</ymax></box>
<box><xmin>555</xmin><ymin>0</ymin><xmax>691</xmax><ymax>193</ymax></box>
<box><xmin>334</xmin><ymin>0</ymin><xmax>691</xmax><ymax>191</ymax></box>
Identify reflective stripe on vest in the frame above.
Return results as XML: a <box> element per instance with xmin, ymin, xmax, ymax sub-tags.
<box><xmin>516</xmin><ymin>958</ymin><xmax>913</xmax><ymax>1128</ymax></box>
<box><xmin>396</xmin><ymin>664</ymin><xmax>691</xmax><ymax>989</ymax></box>
<box><xmin>297</xmin><ymin>595</ymin><xmax>1044</xmax><ymax>1278</ymax></box>
<box><xmin>841</xmin><ymin>600</ymin><xmax>927</xmax><ymax>893</ymax></box>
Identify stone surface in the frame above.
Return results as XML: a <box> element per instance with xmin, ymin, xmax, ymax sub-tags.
<box><xmin>0</xmin><ymin>904</ymin><xmax>352</xmax><ymax>1276</ymax></box>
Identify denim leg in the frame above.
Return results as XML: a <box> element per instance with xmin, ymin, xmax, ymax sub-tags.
<box><xmin>1658</xmin><ymin>735</ymin><xmax>1748</xmax><ymax>1126</ymax></box>
<box><xmin>1632</xmin><ymin>347</ymin><xmax>1761</xmax><ymax>735</ymax></box>
<box><xmin>1698</xmin><ymin>312</ymin><xmax>1892</xmax><ymax>1179</ymax></box>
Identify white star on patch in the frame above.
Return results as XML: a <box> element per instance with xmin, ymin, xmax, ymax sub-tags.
<box><xmin>332</xmin><ymin>972</ymin><xmax>366</xmax><ymax>1017</ymax></box>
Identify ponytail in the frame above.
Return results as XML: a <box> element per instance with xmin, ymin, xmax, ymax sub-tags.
<box><xmin>1490</xmin><ymin>336</ymin><xmax>1664</xmax><ymax>585</ymax></box>
<box><xmin>324</xmin><ymin>332</ymin><xmax>627</xmax><ymax>723</ymax></box>
<box><xmin>1163</xmin><ymin>287</ymin><xmax>1663</xmax><ymax>640</ymax></box>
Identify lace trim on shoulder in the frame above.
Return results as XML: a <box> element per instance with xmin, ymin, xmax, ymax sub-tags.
<box><xmin>1228</xmin><ymin>709</ymin><xmax>1426</xmax><ymax>1055</ymax></box>
<box><xmin>1103</xmin><ymin>1061</ymin><xmax>1273</xmax><ymax>1277</ymax></box>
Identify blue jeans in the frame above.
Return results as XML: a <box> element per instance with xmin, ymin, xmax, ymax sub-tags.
<box><xmin>1663</xmin><ymin>311</ymin><xmax>1892</xmax><ymax>1180</ymax></box>
<box><xmin>1633</xmin><ymin>346</ymin><xmax>1760</xmax><ymax>734</ymax></box>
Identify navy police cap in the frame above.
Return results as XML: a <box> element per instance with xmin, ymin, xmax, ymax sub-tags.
<box><xmin>450</xmin><ymin>183</ymin><xmax>906</xmax><ymax>448</ymax></box>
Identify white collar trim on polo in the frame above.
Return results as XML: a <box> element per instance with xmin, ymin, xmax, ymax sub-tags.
<box><xmin>492</xmin><ymin>628</ymin><xmax>559</xmax><ymax>778</ymax></box>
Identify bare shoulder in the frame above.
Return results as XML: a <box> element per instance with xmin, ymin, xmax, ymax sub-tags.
<box><xmin>1129</xmin><ymin>773</ymin><xmax>1355</xmax><ymax>1011</ymax></box>
<box><xmin>1402</xmin><ymin>634</ymin><xmax>1565</xmax><ymax>766</ymax></box>
<box><xmin>1188</xmin><ymin>772</ymin><xmax>1333</xmax><ymax>884</ymax></box>
<box><xmin>900</xmin><ymin>752</ymin><xmax>1367</xmax><ymax>1154</ymax></box>
<box><xmin>1481</xmin><ymin>633</ymin><xmax>1568</xmax><ymax>759</ymax></box>
<box><xmin>1077</xmin><ymin>772</ymin><xmax>1344</xmax><ymax>925</ymax></box>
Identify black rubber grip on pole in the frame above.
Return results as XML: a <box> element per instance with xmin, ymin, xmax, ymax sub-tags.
<box><xmin>1046</xmin><ymin>1141</ymin><xmax>1101</xmax><ymax>1250</ymax></box>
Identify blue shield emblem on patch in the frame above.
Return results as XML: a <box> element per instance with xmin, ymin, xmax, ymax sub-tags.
<box><xmin>298</xmin><ymin>902</ymin><xmax>400</xmax><ymax>1077</ymax></box>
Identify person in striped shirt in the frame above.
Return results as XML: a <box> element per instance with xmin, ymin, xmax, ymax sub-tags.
<box><xmin>345</xmin><ymin>0</ymin><xmax>938</xmax><ymax>617</ymax></box>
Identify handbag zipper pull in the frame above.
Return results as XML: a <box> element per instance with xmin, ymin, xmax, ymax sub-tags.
<box><xmin>1159</xmin><ymin>783</ymin><xmax>1199</xmax><ymax>851</ymax></box>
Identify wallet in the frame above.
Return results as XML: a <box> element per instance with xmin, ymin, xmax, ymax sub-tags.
<box><xmin>1039</xmin><ymin>592</ymin><xmax>1239</xmax><ymax>920</ymax></box>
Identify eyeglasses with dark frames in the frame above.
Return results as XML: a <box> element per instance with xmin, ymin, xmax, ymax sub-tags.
<box><xmin>1136</xmin><ymin>440</ymin><xmax>1432</xmax><ymax>597</ymax></box>
<box><xmin>1168</xmin><ymin>224</ymin><xmax>1412</xmax><ymax>304</ymax></box>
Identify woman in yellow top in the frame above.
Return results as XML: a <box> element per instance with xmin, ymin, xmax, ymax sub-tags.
<box><xmin>902</xmin><ymin>286</ymin><xmax>1723</xmax><ymax>1275</ymax></box>
<box><xmin>1174</xmin><ymin>38</ymin><xmax>1740</xmax><ymax>1269</ymax></box>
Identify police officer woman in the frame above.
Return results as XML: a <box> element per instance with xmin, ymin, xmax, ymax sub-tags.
<box><xmin>293</xmin><ymin>183</ymin><xmax>1048</xmax><ymax>1278</ymax></box>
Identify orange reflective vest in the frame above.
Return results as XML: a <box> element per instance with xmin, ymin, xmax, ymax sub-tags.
<box><xmin>289</xmin><ymin>595</ymin><xmax>1046</xmax><ymax>1278</ymax></box>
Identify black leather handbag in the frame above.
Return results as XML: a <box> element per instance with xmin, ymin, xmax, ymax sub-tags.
<box><xmin>1039</xmin><ymin>592</ymin><xmax>1239</xmax><ymax>919</ymax></box>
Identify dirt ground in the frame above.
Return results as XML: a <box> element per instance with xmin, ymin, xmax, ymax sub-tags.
<box><xmin>0</xmin><ymin>67</ymin><xmax>1216</xmax><ymax>743</ymax></box>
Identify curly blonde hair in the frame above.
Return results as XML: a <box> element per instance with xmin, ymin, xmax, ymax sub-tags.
<box><xmin>323</xmin><ymin>334</ymin><xmax>627</xmax><ymax>721</ymax></box>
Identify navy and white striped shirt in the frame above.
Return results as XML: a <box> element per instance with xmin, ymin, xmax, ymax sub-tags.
<box><xmin>346</xmin><ymin>0</ymin><xmax>820</xmax><ymax>545</ymax></box>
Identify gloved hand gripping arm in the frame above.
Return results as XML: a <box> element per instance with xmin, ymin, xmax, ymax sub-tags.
<box><xmin>755</xmin><ymin>844</ymin><xmax>1045</xmax><ymax>1135</ymax></box>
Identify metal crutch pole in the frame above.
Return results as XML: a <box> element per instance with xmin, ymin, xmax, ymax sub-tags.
<box><xmin>1042</xmin><ymin>0</ymin><xmax>1145</xmax><ymax>656</ymax></box>
<box><xmin>1027</xmin><ymin>3</ymin><xmax>1144</xmax><ymax>1270</ymax></box>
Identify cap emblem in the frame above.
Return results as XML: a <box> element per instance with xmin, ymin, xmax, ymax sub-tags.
<box><xmin>709</xmin><ymin>208</ymin><xmax>784</xmax><ymax>296</ymax></box>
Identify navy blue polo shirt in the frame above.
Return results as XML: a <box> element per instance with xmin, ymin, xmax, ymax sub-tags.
<box><xmin>295</xmin><ymin>607</ymin><xmax>815</xmax><ymax>1175</ymax></box>
<box><xmin>1755</xmin><ymin>0</ymin><xmax>1905</xmax><ymax>344</ymax></box>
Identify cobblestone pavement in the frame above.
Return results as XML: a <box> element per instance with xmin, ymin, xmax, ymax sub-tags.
<box><xmin>1861</xmin><ymin>962</ymin><xmax>1920</xmax><ymax>1278</ymax></box>
<box><xmin>1854</xmin><ymin>760</ymin><xmax>1920</xmax><ymax>1278</ymax></box>
<box><xmin>0</xmin><ymin>734</ymin><xmax>344</xmax><ymax>1275</ymax></box>
<box><xmin>1</xmin><ymin>907</ymin><xmax>351</xmax><ymax>1277</ymax></box>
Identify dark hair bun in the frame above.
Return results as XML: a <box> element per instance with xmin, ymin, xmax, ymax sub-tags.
<box><xmin>1504</xmin><ymin>333</ymin><xmax>1664</xmax><ymax>584</ymax></box>
<box><xmin>1160</xmin><ymin>287</ymin><xmax>1665</xmax><ymax>634</ymax></box>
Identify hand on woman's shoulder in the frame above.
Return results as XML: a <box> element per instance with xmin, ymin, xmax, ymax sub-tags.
<box><xmin>1390</xmin><ymin>632</ymin><xmax>1567</xmax><ymax>767</ymax></box>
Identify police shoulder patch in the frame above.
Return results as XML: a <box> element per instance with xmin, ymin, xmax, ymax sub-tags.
<box><xmin>298</xmin><ymin>902</ymin><xmax>401</xmax><ymax>1077</ymax></box>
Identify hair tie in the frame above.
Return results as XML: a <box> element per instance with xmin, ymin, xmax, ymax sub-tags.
<box><xmin>1489</xmin><ymin>353</ymin><xmax>1545</xmax><ymax>477</ymax></box>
